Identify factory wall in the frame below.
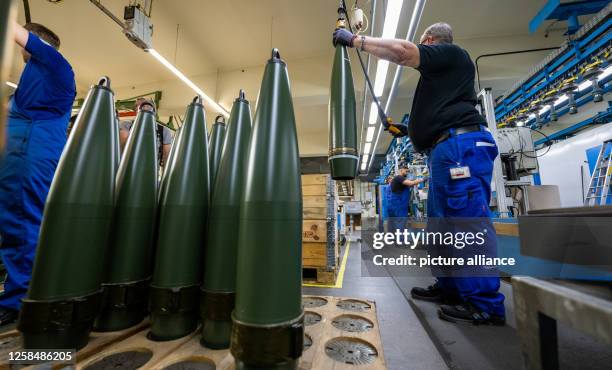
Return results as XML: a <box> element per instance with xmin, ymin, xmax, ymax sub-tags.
<box><xmin>536</xmin><ymin>122</ymin><xmax>612</xmax><ymax>207</ymax></box>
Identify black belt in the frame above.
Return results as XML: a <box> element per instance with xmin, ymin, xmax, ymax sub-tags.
<box><xmin>433</xmin><ymin>124</ymin><xmax>488</xmax><ymax>147</ymax></box>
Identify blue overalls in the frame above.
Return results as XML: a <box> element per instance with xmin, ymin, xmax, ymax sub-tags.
<box><xmin>0</xmin><ymin>33</ymin><xmax>75</xmax><ymax>311</ymax></box>
<box><xmin>387</xmin><ymin>183</ymin><xmax>411</xmax><ymax>233</ymax></box>
<box><xmin>427</xmin><ymin>127</ymin><xmax>505</xmax><ymax>317</ymax></box>
<box><xmin>387</xmin><ymin>186</ymin><xmax>411</xmax><ymax>218</ymax></box>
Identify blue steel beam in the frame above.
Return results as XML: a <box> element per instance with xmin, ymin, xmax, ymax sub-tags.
<box><xmin>529</xmin><ymin>0</ymin><xmax>609</xmax><ymax>33</ymax></box>
<box><xmin>533</xmin><ymin>107</ymin><xmax>612</xmax><ymax>146</ymax></box>
<box><xmin>530</xmin><ymin>0</ymin><xmax>561</xmax><ymax>34</ymax></box>
<box><xmin>496</xmin><ymin>19</ymin><xmax>611</xmax><ymax>118</ymax></box>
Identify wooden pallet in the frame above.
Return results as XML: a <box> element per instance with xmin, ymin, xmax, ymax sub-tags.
<box><xmin>302</xmin><ymin>266</ymin><xmax>338</xmax><ymax>286</ymax></box>
<box><xmin>301</xmin><ymin>296</ymin><xmax>386</xmax><ymax>369</ymax></box>
<box><xmin>0</xmin><ymin>320</ymin><xmax>148</xmax><ymax>370</ymax></box>
<box><xmin>0</xmin><ymin>296</ymin><xmax>385</xmax><ymax>369</ymax></box>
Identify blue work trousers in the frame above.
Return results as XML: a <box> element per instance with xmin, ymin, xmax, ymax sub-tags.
<box><xmin>426</xmin><ymin>127</ymin><xmax>505</xmax><ymax>317</ymax></box>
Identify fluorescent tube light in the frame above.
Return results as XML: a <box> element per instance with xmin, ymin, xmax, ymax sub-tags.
<box><xmin>366</xmin><ymin>126</ymin><xmax>375</xmax><ymax>141</ymax></box>
<box><xmin>554</xmin><ymin>94</ymin><xmax>568</xmax><ymax>106</ymax></box>
<box><xmin>373</xmin><ymin>61</ymin><xmax>389</xmax><ymax>97</ymax></box>
<box><xmin>148</xmin><ymin>48</ymin><xmax>229</xmax><ymax>117</ymax></box>
<box><xmin>5</xmin><ymin>81</ymin><xmax>17</xmax><ymax>89</ymax></box>
<box><xmin>368</xmin><ymin>102</ymin><xmax>379</xmax><ymax>124</ymax></box>
<box><xmin>364</xmin><ymin>142</ymin><xmax>372</xmax><ymax>154</ymax></box>
<box><xmin>576</xmin><ymin>80</ymin><xmax>592</xmax><ymax>91</ymax></box>
<box><xmin>598</xmin><ymin>65</ymin><xmax>612</xmax><ymax>80</ymax></box>
<box><xmin>361</xmin><ymin>155</ymin><xmax>369</xmax><ymax>170</ymax></box>
<box><xmin>372</xmin><ymin>0</ymin><xmax>403</xmax><ymax>97</ymax></box>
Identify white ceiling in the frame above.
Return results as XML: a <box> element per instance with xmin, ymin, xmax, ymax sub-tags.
<box><xmin>9</xmin><ymin>0</ymin><xmax>569</xmax><ymax>157</ymax></box>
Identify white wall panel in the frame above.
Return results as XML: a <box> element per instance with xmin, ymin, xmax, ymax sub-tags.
<box><xmin>537</xmin><ymin>123</ymin><xmax>612</xmax><ymax>207</ymax></box>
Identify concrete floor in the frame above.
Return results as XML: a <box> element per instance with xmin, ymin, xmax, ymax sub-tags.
<box><xmin>305</xmin><ymin>220</ymin><xmax>612</xmax><ymax>370</ymax></box>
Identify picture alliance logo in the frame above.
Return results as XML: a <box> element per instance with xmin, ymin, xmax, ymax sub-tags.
<box><xmin>372</xmin><ymin>229</ymin><xmax>488</xmax><ymax>250</ymax></box>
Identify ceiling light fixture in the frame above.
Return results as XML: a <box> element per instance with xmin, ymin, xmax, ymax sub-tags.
<box><xmin>554</xmin><ymin>94</ymin><xmax>568</xmax><ymax>106</ymax></box>
<box><xmin>366</xmin><ymin>126</ymin><xmax>375</xmax><ymax>141</ymax></box>
<box><xmin>597</xmin><ymin>64</ymin><xmax>612</xmax><ymax>80</ymax></box>
<box><xmin>365</xmin><ymin>0</ymin><xmax>427</xmax><ymax>173</ymax></box>
<box><xmin>148</xmin><ymin>49</ymin><xmax>229</xmax><ymax>117</ymax></box>
<box><xmin>576</xmin><ymin>80</ymin><xmax>592</xmax><ymax>91</ymax></box>
<box><xmin>5</xmin><ymin>81</ymin><xmax>17</xmax><ymax>89</ymax></box>
<box><xmin>371</xmin><ymin>0</ymin><xmax>403</xmax><ymax>98</ymax></box>
<box><xmin>368</xmin><ymin>102</ymin><xmax>379</xmax><ymax>124</ymax></box>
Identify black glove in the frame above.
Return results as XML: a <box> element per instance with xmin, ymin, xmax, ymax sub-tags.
<box><xmin>333</xmin><ymin>28</ymin><xmax>356</xmax><ymax>47</ymax></box>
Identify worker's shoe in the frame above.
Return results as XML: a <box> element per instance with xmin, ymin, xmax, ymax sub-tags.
<box><xmin>0</xmin><ymin>307</ymin><xmax>18</xmax><ymax>328</ymax></box>
<box><xmin>410</xmin><ymin>283</ymin><xmax>458</xmax><ymax>303</ymax></box>
<box><xmin>438</xmin><ymin>302</ymin><xmax>505</xmax><ymax>326</ymax></box>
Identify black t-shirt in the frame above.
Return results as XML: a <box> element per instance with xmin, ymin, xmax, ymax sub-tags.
<box><xmin>407</xmin><ymin>43</ymin><xmax>486</xmax><ymax>152</ymax></box>
<box><xmin>391</xmin><ymin>175</ymin><xmax>408</xmax><ymax>193</ymax></box>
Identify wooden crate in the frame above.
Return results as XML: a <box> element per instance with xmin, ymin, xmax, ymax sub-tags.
<box><xmin>302</xmin><ymin>184</ymin><xmax>327</xmax><ymax>196</ymax></box>
<box><xmin>302</xmin><ymin>266</ymin><xmax>337</xmax><ymax>285</ymax></box>
<box><xmin>302</xmin><ymin>242</ymin><xmax>327</xmax><ymax>267</ymax></box>
<box><xmin>301</xmin><ymin>174</ymin><xmax>328</xmax><ymax>185</ymax></box>
<box><xmin>302</xmin><ymin>220</ymin><xmax>327</xmax><ymax>243</ymax></box>
<box><xmin>303</xmin><ymin>195</ymin><xmax>327</xmax><ymax>208</ymax></box>
<box><xmin>303</xmin><ymin>207</ymin><xmax>327</xmax><ymax>220</ymax></box>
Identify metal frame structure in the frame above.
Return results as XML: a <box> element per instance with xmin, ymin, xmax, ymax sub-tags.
<box><xmin>479</xmin><ymin>88</ymin><xmax>511</xmax><ymax>217</ymax></box>
<box><xmin>496</xmin><ymin>3</ymin><xmax>611</xmax><ymax>130</ymax></box>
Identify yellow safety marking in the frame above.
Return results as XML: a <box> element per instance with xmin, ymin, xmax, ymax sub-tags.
<box><xmin>303</xmin><ymin>240</ymin><xmax>350</xmax><ymax>289</ymax></box>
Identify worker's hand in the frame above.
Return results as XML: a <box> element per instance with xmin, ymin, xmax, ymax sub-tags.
<box><xmin>333</xmin><ymin>28</ymin><xmax>357</xmax><ymax>48</ymax></box>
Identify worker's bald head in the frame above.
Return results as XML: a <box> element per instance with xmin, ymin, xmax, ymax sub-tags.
<box><xmin>136</xmin><ymin>98</ymin><xmax>155</xmax><ymax>112</ymax></box>
<box><xmin>24</xmin><ymin>23</ymin><xmax>60</xmax><ymax>49</ymax></box>
<box><xmin>420</xmin><ymin>22</ymin><xmax>453</xmax><ymax>45</ymax></box>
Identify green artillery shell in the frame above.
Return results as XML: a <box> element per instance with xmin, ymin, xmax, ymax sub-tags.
<box><xmin>231</xmin><ymin>49</ymin><xmax>304</xmax><ymax>370</ymax></box>
<box><xmin>94</xmin><ymin>106</ymin><xmax>159</xmax><ymax>332</ymax></box>
<box><xmin>328</xmin><ymin>44</ymin><xmax>358</xmax><ymax>180</ymax></box>
<box><xmin>150</xmin><ymin>96</ymin><xmax>210</xmax><ymax>341</ymax></box>
<box><xmin>18</xmin><ymin>77</ymin><xmax>119</xmax><ymax>350</ymax></box>
<box><xmin>201</xmin><ymin>90</ymin><xmax>252</xmax><ymax>349</ymax></box>
<box><xmin>209</xmin><ymin>115</ymin><xmax>227</xmax><ymax>191</ymax></box>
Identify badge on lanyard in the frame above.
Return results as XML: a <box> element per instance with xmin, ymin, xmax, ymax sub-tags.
<box><xmin>450</xmin><ymin>166</ymin><xmax>471</xmax><ymax>180</ymax></box>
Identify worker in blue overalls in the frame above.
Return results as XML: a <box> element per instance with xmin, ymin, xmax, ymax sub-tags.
<box><xmin>0</xmin><ymin>22</ymin><xmax>75</xmax><ymax>326</ymax></box>
<box><xmin>387</xmin><ymin>164</ymin><xmax>425</xmax><ymax>232</ymax></box>
<box><xmin>334</xmin><ymin>22</ymin><xmax>505</xmax><ymax>324</ymax></box>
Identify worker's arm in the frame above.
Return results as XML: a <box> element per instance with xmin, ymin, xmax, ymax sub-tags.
<box><xmin>119</xmin><ymin>129</ymin><xmax>129</xmax><ymax>152</ymax></box>
<box><xmin>160</xmin><ymin>127</ymin><xmax>173</xmax><ymax>166</ymax></box>
<box><xmin>161</xmin><ymin>144</ymin><xmax>171</xmax><ymax>167</ymax></box>
<box><xmin>333</xmin><ymin>28</ymin><xmax>420</xmax><ymax>68</ymax></box>
<box><xmin>15</xmin><ymin>21</ymin><xmax>67</xmax><ymax>70</ymax></box>
<box><xmin>402</xmin><ymin>178</ymin><xmax>425</xmax><ymax>187</ymax></box>
<box><xmin>12</xmin><ymin>21</ymin><xmax>29</xmax><ymax>48</ymax></box>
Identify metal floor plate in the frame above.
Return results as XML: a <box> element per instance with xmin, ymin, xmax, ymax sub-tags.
<box><xmin>336</xmin><ymin>299</ymin><xmax>371</xmax><ymax>312</ymax></box>
<box><xmin>325</xmin><ymin>337</ymin><xmax>378</xmax><ymax>365</ymax></box>
<box><xmin>304</xmin><ymin>311</ymin><xmax>322</xmax><ymax>326</ymax></box>
<box><xmin>331</xmin><ymin>314</ymin><xmax>374</xmax><ymax>332</ymax></box>
<box><xmin>304</xmin><ymin>296</ymin><xmax>328</xmax><ymax>308</ymax></box>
